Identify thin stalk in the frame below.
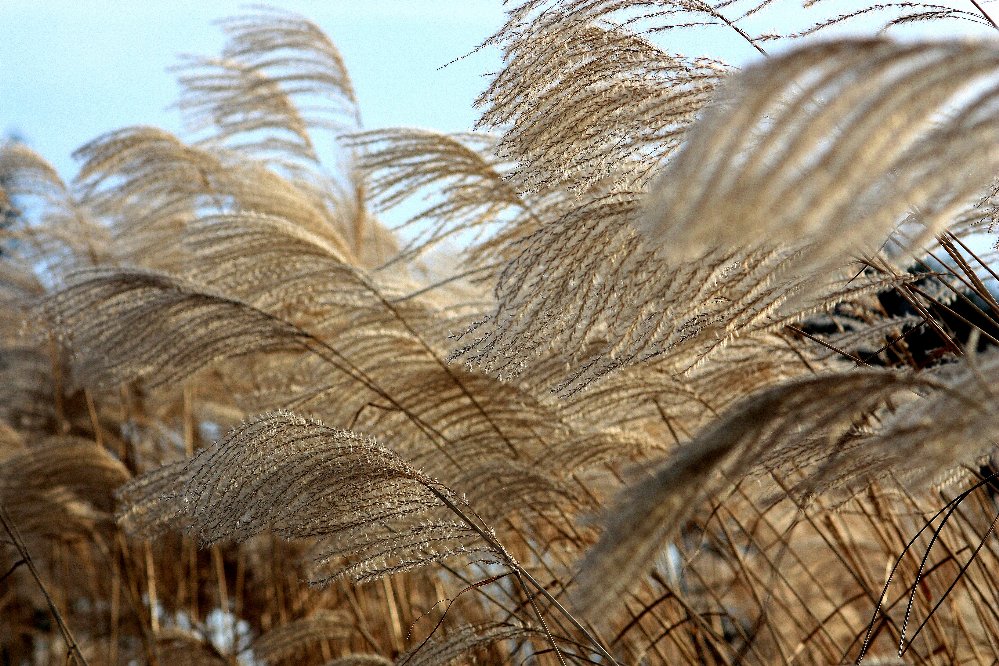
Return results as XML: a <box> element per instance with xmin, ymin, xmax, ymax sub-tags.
<box><xmin>0</xmin><ymin>503</ymin><xmax>89</xmax><ymax>665</ymax></box>
<box><xmin>425</xmin><ymin>483</ymin><xmax>620</xmax><ymax>665</ymax></box>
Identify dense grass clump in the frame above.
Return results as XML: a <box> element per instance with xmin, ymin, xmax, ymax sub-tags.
<box><xmin>2</xmin><ymin>2</ymin><xmax>999</xmax><ymax>664</ymax></box>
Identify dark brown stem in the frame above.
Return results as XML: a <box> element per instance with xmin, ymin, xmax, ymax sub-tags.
<box><xmin>969</xmin><ymin>0</ymin><xmax>999</xmax><ymax>30</ymax></box>
<box><xmin>0</xmin><ymin>503</ymin><xmax>90</xmax><ymax>665</ymax></box>
<box><xmin>708</xmin><ymin>4</ymin><xmax>768</xmax><ymax>57</ymax></box>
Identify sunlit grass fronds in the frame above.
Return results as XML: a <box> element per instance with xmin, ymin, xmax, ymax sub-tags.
<box><xmin>180</xmin><ymin>212</ymin><xmax>621</xmax><ymax>459</ymax></box>
<box><xmin>0</xmin><ymin>142</ymin><xmax>70</xmax><ymax>206</ymax></box>
<box><xmin>0</xmin><ymin>346</ymin><xmax>58</xmax><ymax>436</ymax></box>
<box><xmin>73</xmin><ymin>126</ymin><xmax>215</xmax><ymax>227</ymax></box>
<box><xmin>2</xmin><ymin>487</ymin><xmax>102</xmax><ymax>541</ymax></box>
<box><xmin>783</xmin><ymin>1</ymin><xmax>996</xmax><ymax>40</ymax></box>
<box><xmin>495</xmin><ymin>0</ymin><xmax>996</xmax><ymax>56</ymax></box>
<box><xmin>182</xmin><ymin>212</ymin><xmax>361</xmax><ymax>318</ymax></box>
<box><xmin>0</xmin><ymin>420</ymin><xmax>24</xmax><ymax>457</ymax></box>
<box><xmin>973</xmin><ymin>180</ymin><xmax>999</xmax><ymax>236</ymax></box>
<box><xmin>454</xmin><ymin>38</ymin><xmax>999</xmax><ymax>395</ymax></box>
<box><xmin>0</xmin><ymin>439</ymin><xmax>129</xmax><ymax>545</ymax></box>
<box><xmin>114</xmin><ymin>459</ymin><xmax>190</xmax><ymax>537</ymax></box>
<box><xmin>451</xmin><ymin>192</ymin><xmax>646</xmax><ymax>383</ymax></box>
<box><xmin>175</xmin><ymin>210</ymin><xmax>650</xmax><ymax>506</ymax></box>
<box><xmin>572</xmin><ymin>370</ymin><xmax>924</xmax><ymax>619</ymax></box>
<box><xmin>41</xmin><ymin>269</ymin><xmax>306</xmax><ymax>389</ymax></box>
<box><xmin>481</xmin><ymin>17</ymin><xmax>724</xmax><ymax>192</ymax></box>
<box><xmin>326</xmin><ymin>654</ymin><xmax>393</xmax><ymax>666</ymax></box>
<box><xmin>182</xmin><ymin>211</ymin><xmax>416</xmax><ymax>327</ymax></box>
<box><xmin>858</xmin><ymin>349</ymin><xmax>999</xmax><ymax>489</ymax></box>
<box><xmin>0</xmin><ymin>256</ymin><xmax>46</xmax><ymax>303</ymax></box>
<box><xmin>324</xmin><ymin>656</ymin><xmax>392</xmax><ymax>666</ymax></box>
<box><xmin>10</xmin><ymin>3</ymin><xmax>999</xmax><ymax>664</ymax></box>
<box><xmin>451</xmin><ymin>187</ymin><xmax>906</xmax><ymax>393</ymax></box>
<box><xmin>639</xmin><ymin>39</ymin><xmax>999</xmax><ymax>273</ymax></box>
<box><xmin>557</xmin><ymin>334</ymin><xmax>820</xmax><ymax>439</ymax></box>
<box><xmin>347</xmin><ymin>129</ymin><xmax>557</xmax><ymax>264</ymax></box>
<box><xmin>154</xmin><ymin>629</ymin><xmax>231</xmax><ymax>666</ymax></box>
<box><xmin>176</xmin><ymin>6</ymin><xmax>360</xmax><ymax>152</ymax></box>
<box><xmin>45</xmin><ymin>212</ymin><xmax>639</xmax><ymax>542</ymax></box>
<box><xmin>175</xmin><ymin>57</ymin><xmax>321</xmax><ymax>164</ymax></box>
<box><xmin>73</xmin><ymin>127</ymin><xmax>355</xmax><ymax>266</ymax></box>
<box><xmin>0</xmin><ymin>142</ymin><xmax>107</xmax><ymax>276</ymax></box>
<box><xmin>117</xmin><ymin>411</ymin><xmax>504</xmax><ymax>584</ymax></box>
<box><xmin>219</xmin><ymin>7</ymin><xmax>358</xmax><ymax>117</ymax></box>
<box><xmin>395</xmin><ymin>621</ymin><xmax>536</xmax><ymax>666</ymax></box>
<box><xmin>252</xmin><ymin>610</ymin><xmax>351</xmax><ymax>664</ymax></box>
<box><xmin>1</xmin><ymin>438</ymin><xmax>129</xmax><ymax>513</ymax></box>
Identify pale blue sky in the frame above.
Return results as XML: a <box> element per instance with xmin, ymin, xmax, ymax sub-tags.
<box><xmin>1</xmin><ymin>2</ymin><xmax>510</xmax><ymax>179</ymax></box>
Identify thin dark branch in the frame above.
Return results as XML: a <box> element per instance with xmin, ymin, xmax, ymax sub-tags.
<box><xmin>0</xmin><ymin>503</ymin><xmax>89</xmax><ymax>666</ymax></box>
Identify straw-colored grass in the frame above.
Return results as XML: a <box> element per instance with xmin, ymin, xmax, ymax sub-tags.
<box><xmin>2</xmin><ymin>3</ymin><xmax>999</xmax><ymax>664</ymax></box>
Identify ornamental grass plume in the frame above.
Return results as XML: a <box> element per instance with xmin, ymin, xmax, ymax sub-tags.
<box><xmin>3</xmin><ymin>3</ymin><xmax>999</xmax><ymax>664</ymax></box>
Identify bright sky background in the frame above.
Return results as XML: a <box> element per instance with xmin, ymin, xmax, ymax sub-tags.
<box><xmin>2</xmin><ymin>1</ymin><xmax>996</xmax><ymax>184</ymax></box>
<box><xmin>1</xmin><ymin>2</ymin><xmax>512</xmax><ymax>180</ymax></box>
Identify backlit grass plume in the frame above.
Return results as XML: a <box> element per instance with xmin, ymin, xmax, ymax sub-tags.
<box><xmin>4</xmin><ymin>2</ymin><xmax>999</xmax><ymax>665</ymax></box>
